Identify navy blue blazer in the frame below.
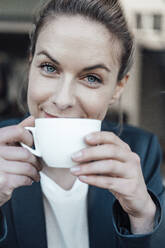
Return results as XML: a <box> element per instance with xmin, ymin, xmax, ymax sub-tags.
<box><xmin>0</xmin><ymin>118</ymin><xmax>165</xmax><ymax>248</ymax></box>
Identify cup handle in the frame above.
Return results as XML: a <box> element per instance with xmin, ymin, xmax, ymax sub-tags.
<box><xmin>20</xmin><ymin>127</ymin><xmax>41</xmax><ymax>157</ymax></box>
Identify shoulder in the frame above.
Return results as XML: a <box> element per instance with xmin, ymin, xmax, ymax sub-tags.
<box><xmin>102</xmin><ymin>119</ymin><xmax>155</xmax><ymax>140</ymax></box>
<box><xmin>102</xmin><ymin>120</ymin><xmax>159</xmax><ymax>154</ymax></box>
<box><xmin>102</xmin><ymin>120</ymin><xmax>162</xmax><ymax>176</ymax></box>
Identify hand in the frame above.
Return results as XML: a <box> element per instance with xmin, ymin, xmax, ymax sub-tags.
<box><xmin>0</xmin><ymin>116</ymin><xmax>42</xmax><ymax>207</ymax></box>
<box><xmin>71</xmin><ymin>131</ymin><xmax>156</xmax><ymax>233</ymax></box>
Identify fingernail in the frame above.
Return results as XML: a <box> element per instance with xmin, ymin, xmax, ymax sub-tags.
<box><xmin>72</xmin><ymin>151</ymin><xmax>82</xmax><ymax>160</ymax></box>
<box><xmin>85</xmin><ymin>134</ymin><xmax>94</xmax><ymax>141</ymax></box>
<box><xmin>70</xmin><ymin>166</ymin><xmax>80</xmax><ymax>173</ymax></box>
<box><xmin>79</xmin><ymin>176</ymin><xmax>87</xmax><ymax>181</ymax></box>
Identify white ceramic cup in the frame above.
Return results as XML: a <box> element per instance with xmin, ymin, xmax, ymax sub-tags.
<box><xmin>21</xmin><ymin>118</ymin><xmax>101</xmax><ymax>168</ymax></box>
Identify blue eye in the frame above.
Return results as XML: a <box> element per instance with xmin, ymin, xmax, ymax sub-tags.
<box><xmin>46</xmin><ymin>65</ymin><xmax>55</xmax><ymax>73</ymax></box>
<box><xmin>40</xmin><ymin>63</ymin><xmax>56</xmax><ymax>74</ymax></box>
<box><xmin>87</xmin><ymin>75</ymin><xmax>102</xmax><ymax>84</ymax></box>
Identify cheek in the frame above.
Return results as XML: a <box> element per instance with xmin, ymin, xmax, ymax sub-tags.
<box><xmin>27</xmin><ymin>83</ymin><xmax>39</xmax><ymax>116</ymax></box>
<box><xmin>79</xmin><ymin>90</ymin><xmax>111</xmax><ymax>120</ymax></box>
<box><xmin>27</xmin><ymin>72</ymin><xmax>50</xmax><ymax>115</ymax></box>
<box><xmin>27</xmin><ymin>66</ymin><xmax>53</xmax><ymax>104</ymax></box>
<box><xmin>28</xmin><ymin>82</ymin><xmax>43</xmax><ymax>104</ymax></box>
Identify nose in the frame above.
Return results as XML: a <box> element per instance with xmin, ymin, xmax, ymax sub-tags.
<box><xmin>51</xmin><ymin>77</ymin><xmax>76</xmax><ymax>110</ymax></box>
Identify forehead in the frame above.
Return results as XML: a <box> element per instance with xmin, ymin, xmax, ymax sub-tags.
<box><xmin>35</xmin><ymin>15</ymin><xmax>122</xmax><ymax>70</ymax></box>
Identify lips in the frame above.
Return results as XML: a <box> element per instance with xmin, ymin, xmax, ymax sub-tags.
<box><xmin>43</xmin><ymin>111</ymin><xmax>60</xmax><ymax>118</ymax></box>
<box><xmin>43</xmin><ymin>110</ymin><xmax>84</xmax><ymax>119</ymax></box>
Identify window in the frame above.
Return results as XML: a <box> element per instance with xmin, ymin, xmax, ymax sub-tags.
<box><xmin>136</xmin><ymin>13</ymin><xmax>142</xmax><ymax>29</ymax></box>
<box><xmin>153</xmin><ymin>14</ymin><xmax>162</xmax><ymax>31</ymax></box>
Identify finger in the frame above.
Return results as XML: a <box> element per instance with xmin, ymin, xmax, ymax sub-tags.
<box><xmin>0</xmin><ymin>173</ymin><xmax>33</xmax><ymax>193</ymax></box>
<box><xmin>18</xmin><ymin>116</ymin><xmax>35</xmax><ymax>128</ymax></box>
<box><xmin>71</xmin><ymin>159</ymin><xmax>127</xmax><ymax>177</ymax></box>
<box><xmin>0</xmin><ymin>146</ymin><xmax>42</xmax><ymax>171</ymax></box>
<box><xmin>85</xmin><ymin>131</ymin><xmax>131</xmax><ymax>151</ymax></box>
<box><xmin>78</xmin><ymin>174</ymin><xmax>119</xmax><ymax>190</ymax></box>
<box><xmin>0</xmin><ymin>160</ymin><xmax>40</xmax><ymax>182</ymax></box>
<box><xmin>78</xmin><ymin>175</ymin><xmax>139</xmax><ymax>199</ymax></box>
<box><xmin>0</xmin><ymin>125</ymin><xmax>34</xmax><ymax>147</ymax></box>
<box><xmin>72</xmin><ymin>144</ymin><xmax>130</xmax><ymax>163</ymax></box>
<box><xmin>6</xmin><ymin>174</ymin><xmax>34</xmax><ymax>189</ymax></box>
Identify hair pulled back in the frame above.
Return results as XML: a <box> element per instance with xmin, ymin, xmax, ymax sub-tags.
<box><xmin>30</xmin><ymin>0</ymin><xmax>134</xmax><ymax>81</ymax></box>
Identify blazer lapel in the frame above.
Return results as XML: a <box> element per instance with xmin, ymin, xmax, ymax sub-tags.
<box><xmin>11</xmin><ymin>182</ymin><xmax>47</xmax><ymax>248</ymax></box>
<box><xmin>88</xmin><ymin>186</ymin><xmax>116</xmax><ymax>248</ymax></box>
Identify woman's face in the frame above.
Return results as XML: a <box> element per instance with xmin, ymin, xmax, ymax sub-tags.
<box><xmin>28</xmin><ymin>15</ymin><xmax>125</xmax><ymax>120</ymax></box>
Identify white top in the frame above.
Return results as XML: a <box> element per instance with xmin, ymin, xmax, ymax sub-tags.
<box><xmin>40</xmin><ymin>172</ymin><xmax>89</xmax><ymax>248</ymax></box>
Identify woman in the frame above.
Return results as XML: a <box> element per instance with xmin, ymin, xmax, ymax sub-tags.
<box><xmin>0</xmin><ymin>0</ymin><xmax>164</xmax><ymax>247</ymax></box>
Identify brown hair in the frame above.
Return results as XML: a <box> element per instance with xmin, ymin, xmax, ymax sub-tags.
<box><xmin>29</xmin><ymin>0</ymin><xmax>134</xmax><ymax>81</ymax></box>
<box><xmin>19</xmin><ymin>0</ymin><xmax>134</xmax><ymax>115</ymax></box>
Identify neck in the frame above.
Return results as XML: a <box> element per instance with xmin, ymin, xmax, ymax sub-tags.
<box><xmin>42</xmin><ymin>166</ymin><xmax>76</xmax><ymax>190</ymax></box>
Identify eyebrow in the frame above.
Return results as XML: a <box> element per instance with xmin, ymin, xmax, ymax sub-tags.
<box><xmin>37</xmin><ymin>50</ymin><xmax>111</xmax><ymax>73</ymax></box>
<box><xmin>37</xmin><ymin>50</ymin><xmax>60</xmax><ymax>65</ymax></box>
<box><xmin>82</xmin><ymin>64</ymin><xmax>111</xmax><ymax>73</ymax></box>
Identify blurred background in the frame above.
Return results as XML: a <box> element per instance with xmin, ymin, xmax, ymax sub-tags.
<box><xmin>0</xmin><ymin>0</ymin><xmax>165</xmax><ymax>180</ymax></box>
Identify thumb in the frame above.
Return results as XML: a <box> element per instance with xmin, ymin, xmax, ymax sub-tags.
<box><xmin>19</xmin><ymin>116</ymin><xmax>35</xmax><ymax>128</ymax></box>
